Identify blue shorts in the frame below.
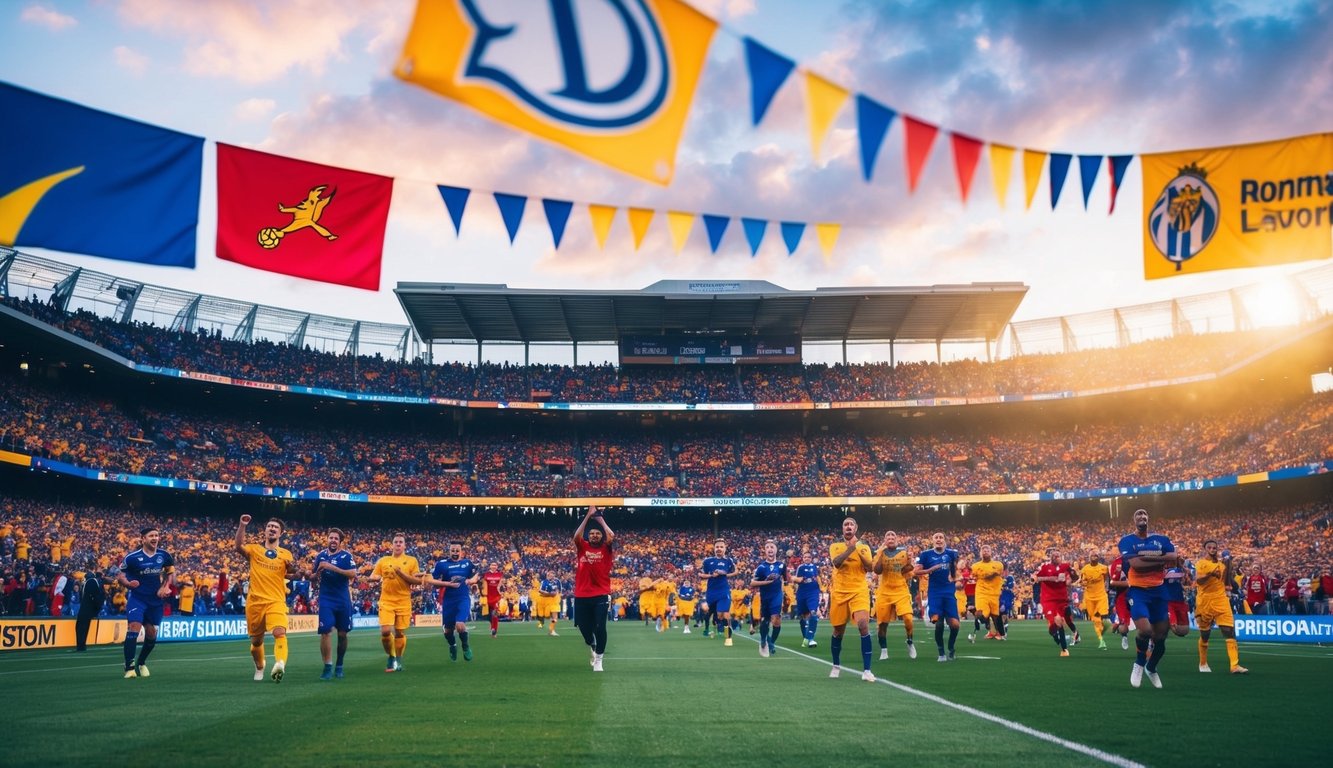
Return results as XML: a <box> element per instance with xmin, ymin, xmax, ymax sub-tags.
<box><xmin>759</xmin><ymin>593</ymin><xmax>783</xmax><ymax>617</ymax></box>
<box><xmin>125</xmin><ymin>595</ymin><xmax>163</xmax><ymax>626</ymax></box>
<box><xmin>318</xmin><ymin>601</ymin><xmax>353</xmax><ymax>634</ymax></box>
<box><xmin>796</xmin><ymin>591</ymin><xmax>820</xmax><ymax>615</ymax></box>
<box><xmin>706</xmin><ymin>593</ymin><xmax>731</xmax><ymax>614</ymax></box>
<box><xmin>927</xmin><ymin>593</ymin><xmax>959</xmax><ymax>621</ymax></box>
<box><xmin>1127</xmin><ymin>585</ymin><xmax>1170</xmax><ymax>624</ymax></box>
<box><xmin>442</xmin><ymin>599</ymin><xmax>471</xmax><ymax>625</ymax></box>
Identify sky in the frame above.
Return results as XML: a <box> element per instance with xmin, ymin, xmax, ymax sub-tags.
<box><xmin>1</xmin><ymin>0</ymin><xmax>1331</xmax><ymax>365</ymax></box>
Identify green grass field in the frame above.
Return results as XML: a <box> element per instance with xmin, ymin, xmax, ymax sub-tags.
<box><xmin>2</xmin><ymin>619</ymin><xmax>1329</xmax><ymax>767</ymax></box>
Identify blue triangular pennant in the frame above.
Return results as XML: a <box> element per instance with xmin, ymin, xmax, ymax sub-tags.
<box><xmin>1049</xmin><ymin>153</ymin><xmax>1072</xmax><ymax>209</ymax></box>
<box><xmin>855</xmin><ymin>95</ymin><xmax>896</xmax><ymax>182</ymax></box>
<box><xmin>742</xmin><ymin>218</ymin><xmax>768</xmax><ymax>257</ymax></box>
<box><xmin>744</xmin><ymin>37</ymin><xmax>795</xmax><ymax>126</ymax></box>
<box><xmin>494</xmin><ymin>192</ymin><xmax>527</xmax><ymax>243</ymax></box>
<box><xmin>702</xmin><ymin>214</ymin><xmax>730</xmax><ymax>253</ymax></box>
<box><xmin>780</xmin><ymin>222</ymin><xmax>805</xmax><ymax>255</ymax></box>
<box><xmin>1078</xmin><ymin>154</ymin><xmax>1102</xmax><ymax>209</ymax></box>
<box><xmin>438</xmin><ymin>185</ymin><xmax>471</xmax><ymax>236</ymax></box>
<box><xmin>1108</xmin><ymin>155</ymin><xmax>1134</xmax><ymax>213</ymax></box>
<box><xmin>542</xmin><ymin>198</ymin><xmax>573</xmax><ymax>249</ymax></box>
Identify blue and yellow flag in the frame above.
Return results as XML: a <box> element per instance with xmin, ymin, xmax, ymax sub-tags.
<box><xmin>395</xmin><ymin>0</ymin><xmax>716</xmax><ymax>184</ymax></box>
<box><xmin>1142</xmin><ymin>133</ymin><xmax>1333</xmax><ymax>279</ymax></box>
<box><xmin>0</xmin><ymin>82</ymin><xmax>203</xmax><ymax>268</ymax></box>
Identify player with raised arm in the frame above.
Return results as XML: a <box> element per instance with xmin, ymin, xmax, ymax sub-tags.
<box><xmin>1120</xmin><ymin>508</ymin><xmax>1180</xmax><ymax>689</ymax></box>
<box><xmin>793</xmin><ymin>550</ymin><xmax>821</xmax><ymax>647</ymax></box>
<box><xmin>573</xmin><ymin>505</ymin><xmax>614</xmax><ymax>671</ymax></box>
<box><xmin>117</xmin><ymin>525</ymin><xmax>175</xmax><ymax>678</ymax></box>
<box><xmin>750</xmin><ymin>539</ymin><xmax>788</xmax><ymax>657</ymax></box>
<box><xmin>235</xmin><ymin>515</ymin><xmax>295</xmax><ymax>683</ymax></box>
<box><xmin>828</xmin><ymin>517</ymin><xmax>876</xmax><ymax>681</ymax></box>
<box><xmin>873</xmin><ymin>531</ymin><xmax>917</xmax><ymax>660</ymax></box>
<box><xmin>1195</xmin><ymin>540</ymin><xmax>1248</xmax><ymax>675</ymax></box>
<box><xmin>313</xmin><ymin>527</ymin><xmax>357</xmax><ymax>680</ymax></box>
<box><xmin>914</xmin><ymin>532</ymin><xmax>960</xmax><ymax>662</ymax></box>
<box><xmin>701</xmin><ymin>539</ymin><xmax>737</xmax><ymax>646</ymax></box>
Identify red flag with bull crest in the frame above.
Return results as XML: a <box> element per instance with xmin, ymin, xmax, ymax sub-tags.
<box><xmin>216</xmin><ymin>144</ymin><xmax>393</xmax><ymax>290</ymax></box>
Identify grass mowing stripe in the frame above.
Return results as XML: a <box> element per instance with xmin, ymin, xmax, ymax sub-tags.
<box><xmin>748</xmin><ymin>634</ymin><xmax>1147</xmax><ymax>768</ymax></box>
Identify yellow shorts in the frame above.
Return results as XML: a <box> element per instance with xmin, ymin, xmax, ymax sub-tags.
<box><xmin>378</xmin><ymin>602</ymin><xmax>412</xmax><ymax>631</ymax></box>
<box><xmin>956</xmin><ymin>594</ymin><xmax>967</xmax><ymax>615</ymax></box>
<box><xmin>676</xmin><ymin>599</ymin><xmax>697</xmax><ymax>617</ymax></box>
<box><xmin>1083</xmin><ymin>594</ymin><xmax>1110</xmax><ymax>619</ymax></box>
<box><xmin>975</xmin><ymin>593</ymin><xmax>1001</xmax><ymax>617</ymax></box>
<box><xmin>874</xmin><ymin>591</ymin><xmax>913</xmax><ymax>623</ymax></box>
<box><xmin>246</xmin><ymin>601</ymin><xmax>287</xmax><ymax>636</ymax></box>
<box><xmin>1194</xmin><ymin>595</ymin><xmax>1234</xmax><ymax>630</ymax></box>
<box><xmin>829</xmin><ymin>590</ymin><xmax>870</xmax><ymax>626</ymax></box>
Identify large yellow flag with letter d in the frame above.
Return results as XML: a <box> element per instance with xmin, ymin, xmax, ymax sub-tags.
<box><xmin>396</xmin><ymin>0</ymin><xmax>716</xmax><ymax>185</ymax></box>
<box><xmin>1141</xmin><ymin>133</ymin><xmax>1333</xmax><ymax>279</ymax></box>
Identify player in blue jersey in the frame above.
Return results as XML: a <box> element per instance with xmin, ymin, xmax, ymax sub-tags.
<box><xmin>116</xmin><ymin>526</ymin><xmax>175</xmax><ymax>678</ymax></box>
<box><xmin>313</xmin><ymin>527</ymin><xmax>357</xmax><ymax>680</ymax></box>
<box><xmin>793</xmin><ymin>550</ymin><xmax>822</xmax><ymax>647</ymax></box>
<box><xmin>411</xmin><ymin>541</ymin><xmax>480</xmax><ymax>661</ymax></box>
<box><xmin>999</xmin><ymin>574</ymin><xmax>1016</xmax><ymax>627</ymax></box>
<box><xmin>750</xmin><ymin>540</ymin><xmax>789</xmax><ymax>657</ymax></box>
<box><xmin>701</xmin><ymin>539</ymin><xmax>737</xmax><ymax>646</ymax></box>
<box><xmin>913</xmin><ymin>532</ymin><xmax>960</xmax><ymax>662</ymax></box>
<box><xmin>1119</xmin><ymin>508</ymin><xmax>1180</xmax><ymax>689</ymax></box>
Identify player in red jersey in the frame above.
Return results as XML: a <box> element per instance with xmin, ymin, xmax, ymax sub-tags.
<box><xmin>1034</xmin><ymin>548</ymin><xmax>1079</xmax><ymax>657</ymax></box>
<box><xmin>1110</xmin><ymin>550</ymin><xmax>1132</xmax><ymax>650</ymax></box>
<box><xmin>962</xmin><ymin>563</ymin><xmax>979</xmax><ymax>642</ymax></box>
<box><xmin>573</xmin><ymin>505</ymin><xmax>614</xmax><ymax>672</ymax></box>
<box><xmin>482</xmin><ymin>562</ymin><xmax>505</xmax><ymax>637</ymax></box>
<box><xmin>1244</xmin><ymin>564</ymin><xmax>1269</xmax><ymax>614</ymax></box>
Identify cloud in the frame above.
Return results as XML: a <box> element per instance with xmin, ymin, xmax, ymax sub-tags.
<box><xmin>116</xmin><ymin>0</ymin><xmax>399</xmax><ymax>84</ymax></box>
<box><xmin>112</xmin><ymin>45</ymin><xmax>150</xmax><ymax>76</ymax></box>
<box><xmin>233</xmin><ymin>97</ymin><xmax>276</xmax><ymax>122</ymax></box>
<box><xmin>20</xmin><ymin>4</ymin><xmax>76</xmax><ymax>31</ymax></box>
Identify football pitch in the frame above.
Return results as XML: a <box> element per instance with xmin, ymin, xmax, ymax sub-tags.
<box><xmin>3</xmin><ymin>620</ymin><xmax>1329</xmax><ymax>767</ymax></box>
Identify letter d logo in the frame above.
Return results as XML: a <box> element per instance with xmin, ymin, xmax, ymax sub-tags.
<box><xmin>396</xmin><ymin>0</ymin><xmax>717</xmax><ymax>183</ymax></box>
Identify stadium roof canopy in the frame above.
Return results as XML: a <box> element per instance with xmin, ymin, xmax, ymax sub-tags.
<box><xmin>394</xmin><ymin>279</ymin><xmax>1029</xmax><ymax>345</ymax></box>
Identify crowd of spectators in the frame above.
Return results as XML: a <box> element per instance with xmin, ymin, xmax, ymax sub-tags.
<box><xmin>3</xmin><ymin>295</ymin><xmax>1295</xmax><ymax>405</ymax></box>
<box><xmin>2</xmin><ymin>368</ymin><xmax>1330</xmax><ymax>498</ymax></box>
<box><xmin>2</xmin><ymin>496</ymin><xmax>1329</xmax><ymax>621</ymax></box>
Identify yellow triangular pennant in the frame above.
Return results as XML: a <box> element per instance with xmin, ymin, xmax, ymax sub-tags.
<box><xmin>666</xmin><ymin>211</ymin><xmax>694</xmax><ymax>253</ymax></box>
<box><xmin>1022</xmin><ymin>149</ymin><xmax>1046</xmax><ymax>211</ymax></box>
<box><xmin>588</xmin><ymin>204</ymin><xmax>617</xmax><ymax>249</ymax></box>
<box><xmin>989</xmin><ymin>144</ymin><xmax>1015</xmax><ymax>210</ymax></box>
<box><xmin>627</xmin><ymin>207</ymin><xmax>655</xmax><ymax>250</ymax></box>
<box><xmin>804</xmin><ymin>72</ymin><xmax>849</xmax><ymax>162</ymax></box>
<box><xmin>815</xmin><ymin>222</ymin><xmax>841</xmax><ymax>265</ymax></box>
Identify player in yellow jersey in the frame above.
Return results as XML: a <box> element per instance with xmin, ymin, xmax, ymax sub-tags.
<box><xmin>730</xmin><ymin>585</ymin><xmax>750</xmax><ymax>636</ymax></box>
<box><xmin>1195</xmin><ymin>540</ymin><xmax>1248</xmax><ymax>674</ymax></box>
<box><xmin>873</xmin><ymin>530</ymin><xmax>918</xmax><ymax>660</ymax></box>
<box><xmin>655</xmin><ymin>576</ymin><xmax>676</xmax><ymax>631</ymax></box>
<box><xmin>538</xmin><ymin>570</ymin><xmax>561</xmax><ymax>636</ymax></box>
<box><xmin>829</xmin><ymin>517</ymin><xmax>876</xmax><ymax>682</ymax></box>
<box><xmin>368</xmin><ymin>533</ymin><xmax>419</xmax><ymax>673</ymax></box>
<box><xmin>637</xmin><ymin>571</ymin><xmax>661</xmax><ymax>630</ymax></box>
<box><xmin>235</xmin><ymin>515</ymin><xmax>295</xmax><ymax>683</ymax></box>
<box><xmin>1080</xmin><ymin>550</ymin><xmax>1112</xmax><ymax>649</ymax></box>
<box><xmin>971</xmin><ymin>545</ymin><xmax>1006</xmax><ymax>642</ymax></box>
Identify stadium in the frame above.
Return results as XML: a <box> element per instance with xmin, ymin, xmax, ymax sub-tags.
<box><xmin>2</xmin><ymin>245</ymin><xmax>1332</xmax><ymax>766</ymax></box>
<box><xmin>4</xmin><ymin>2</ymin><xmax>1333</xmax><ymax>768</ymax></box>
